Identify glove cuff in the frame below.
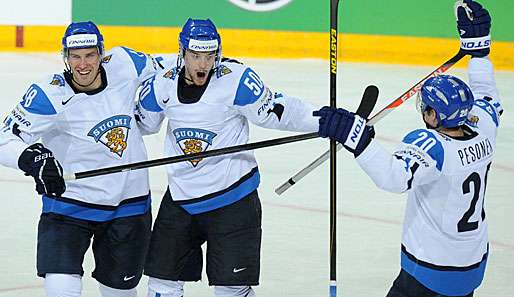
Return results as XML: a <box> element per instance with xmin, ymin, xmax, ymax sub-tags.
<box><xmin>460</xmin><ymin>34</ymin><xmax>491</xmax><ymax>50</ymax></box>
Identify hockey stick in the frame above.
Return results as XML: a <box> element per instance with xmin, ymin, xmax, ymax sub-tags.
<box><xmin>64</xmin><ymin>132</ymin><xmax>318</xmax><ymax>181</ymax></box>
<box><xmin>329</xmin><ymin>0</ymin><xmax>339</xmax><ymax>295</ymax></box>
<box><xmin>275</xmin><ymin>50</ymin><xmax>467</xmax><ymax>195</ymax></box>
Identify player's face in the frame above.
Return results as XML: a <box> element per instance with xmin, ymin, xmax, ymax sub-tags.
<box><xmin>67</xmin><ymin>47</ymin><xmax>102</xmax><ymax>90</ymax></box>
<box><xmin>183</xmin><ymin>49</ymin><xmax>216</xmax><ymax>86</ymax></box>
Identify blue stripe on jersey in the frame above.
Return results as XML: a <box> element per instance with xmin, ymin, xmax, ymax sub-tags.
<box><xmin>41</xmin><ymin>194</ymin><xmax>151</xmax><ymax>222</ymax></box>
<box><xmin>401</xmin><ymin>249</ymin><xmax>487</xmax><ymax>296</ymax></box>
<box><xmin>181</xmin><ymin>170</ymin><xmax>260</xmax><ymax>214</ymax></box>
<box><xmin>20</xmin><ymin>84</ymin><xmax>57</xmax><ymax>115</ymax></box>
<box><xmin>474</xmin><ymin>99</ymin><xmax>499</xmax><ymax>127</ymax></box>
<box><xmin>121</xmin><ymin>47</ymin><xmax>147</xmax><ymax>77</ymax></box>
<box><xmin>234</xmin><ymin>68</ymin><xmax>265</xmax><ymax>106</ymax></box>
<box><xmin>402</xmin><ymin>129</ymin><xmax>444</xmax><ymax>171</ymax></box>
<box><xmin>139</xmin><ymin>76</ymin><xmax>163</xmax><ymax>112</ymax></box>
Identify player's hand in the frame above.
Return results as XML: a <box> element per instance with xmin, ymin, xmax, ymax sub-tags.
<box><xmin>18</xmin><ymin>143</ymin><xmax>66</xmax><ymax>197</ymax></box>
<box><xmin>455</xmin><ymin>0</ymin><xmax>491</xmax><ymax>57</ymax></box>
<box><xmin>313</xmin><ymin>106</ymin><xmax>374</xmax><ymax>157</ymax></box>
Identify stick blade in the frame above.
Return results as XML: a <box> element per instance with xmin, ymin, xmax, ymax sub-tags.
<box><xmin>355</xmin><ymin>85</ymin><xmax>379</xmax><ymax>119</ymax></box>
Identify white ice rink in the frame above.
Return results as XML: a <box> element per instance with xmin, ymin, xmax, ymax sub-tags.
<box><xmin>0</xmin><ymin>53</ymin><xmax>513</xmax><ymax>297</ymax></box>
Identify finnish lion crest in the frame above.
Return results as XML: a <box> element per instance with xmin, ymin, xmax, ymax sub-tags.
<box><xmin>173</xmin><ymin>128</ymin><xmax>217</xmax><ymax>167</ymax></box>
<box><xmin>163</xmin><ymin>67</ymin><xmax>179</xmax><ymax>80</ymax></box>
<box><xmin>88</xmin><ymin>115</ymin><xmax>131</xmax><ymax>157</ymax></box>
<box><xmin>50</xmin><ymin>74</ymin><xmax>65</xmax><ymax>86</ymax></box>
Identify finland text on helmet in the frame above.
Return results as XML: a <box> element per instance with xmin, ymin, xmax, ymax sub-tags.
<box><xmin>62</xmin><ymin>21</ymin><xmax>104</xmax><ymax>57</ymax></box>
<box><xmin>417</xmin><ymin>75</ymin><xmax>474</xmax><ymax>128</ymax></box>
<box><xmin>178</xmin><ymin>18</ymin><xmax>222</xmax><ymax>67</ymax></box>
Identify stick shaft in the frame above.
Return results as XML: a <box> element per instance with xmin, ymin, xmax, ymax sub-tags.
<box><xmin>329</xmin><ymin>0</ymin><xmax>340</xmax><ymax>295</ymax></box>
<box><xmin>65</xmin><ymin>132</ymin><xmax>318</xmax><ymax>181</ymax></box>
<box><xmin>275</xmin><ymin>50</ymin><xmax>467</xmax><ymax>195</ymax></box>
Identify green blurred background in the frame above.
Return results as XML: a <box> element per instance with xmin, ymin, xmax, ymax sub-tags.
<box><xmin>74</xmin><ymin>0</ymin><xmax>514</xmax><ymax>41</ymax></box>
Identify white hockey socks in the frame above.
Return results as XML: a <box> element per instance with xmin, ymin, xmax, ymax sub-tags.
<box><xmin>147</xmin><ymin>277</ymin><xmax>184</xmax><ymax>297</ymax></box>
<box><xmin>214</xmin><ymin>286</ymin><xmax>256</xmax><ymax>297</ymax></box>
<box><xmin>99</xmin><ymin>283</ymin><xmax>137</xmax><ymax>297</ymax></box>
<box><xmin>45</xmin><ymin>273</ymin><xmax>82</xmax><ymax>297</ymax></box>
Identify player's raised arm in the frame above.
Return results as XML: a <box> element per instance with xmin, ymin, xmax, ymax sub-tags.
<box><xmin>456</xmin><ymin>0</ymin><xmax>502</xmax><ymax>140</ymax></box>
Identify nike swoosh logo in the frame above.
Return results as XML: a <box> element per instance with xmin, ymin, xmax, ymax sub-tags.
<box><xmin>62</xmin><ymin>95</ymin><xmax>75</xmax><ymax>105</ymax></box>
<box><xmin>163</xmin><ymin>98</ymin><xmax>170</xmax><ymax>104</ymax></box>
<box><xmin>233</xmin><ymin>267</ymin><xmax>247</xmax><ymax>273</ymax></box>
<box><xmin>123</xmin><ymin>275</ymin><xmax>136</xmax><ymax>281</ymax></box>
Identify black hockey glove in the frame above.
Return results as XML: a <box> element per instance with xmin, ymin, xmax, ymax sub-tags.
<box><xmin>456</xmin><ymin>0</ymin><xmax>491</xmax><ymax>57</ymax></box>
<box><xmin>18</xmin><ymin>143</ymin><xmax>66</xmax><ymax>197</ymax></box>
<box><xmin>314</xmin><ymin>106</ymin><xmax>375</xmax><ymax>157</ymax></box>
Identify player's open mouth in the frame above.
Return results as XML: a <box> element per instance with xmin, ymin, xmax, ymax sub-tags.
<box><xmin>196</xmin><ymin>71</ymin><xmax>207</xmax><ymax>78</ymax></box>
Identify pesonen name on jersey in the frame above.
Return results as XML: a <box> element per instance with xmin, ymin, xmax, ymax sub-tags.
<box><xmin>457</xmin><ymin>138</ymin><xmax>493</xmax><ymax>166</ymax></box>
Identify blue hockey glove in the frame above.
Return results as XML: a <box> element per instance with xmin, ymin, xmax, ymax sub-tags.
<box><xmin>455</xmin><ymin>0</ymin><xmax>491</xmax><ymax>57</ymax></box>
<box><xmin>314</xmin><ymin>106</ymin><xmax>375</xmax><ymax>157</ymax></box>
<box><xmin>18</xmin><ymin>143</ymin><xmax>66</xmax><ymax>197</ymax></box>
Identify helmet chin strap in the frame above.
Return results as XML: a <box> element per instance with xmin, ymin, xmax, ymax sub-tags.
<box><xmin>425</xmin><ymin>122</ymin><xmax>439</xmax><ymax>130</ymax></box>
<box><xmin>183</xmin><ymin>72</ymin><xmax>195</xmax><ymax>84</ymax></box>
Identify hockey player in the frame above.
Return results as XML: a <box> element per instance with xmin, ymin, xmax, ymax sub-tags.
<box><xmin>136</xmin><ymin>18</ymin><xmax>319</xmax><ymax>297</ymax></box>
<box><xmin>314</xmin><ymin>1</ymin><xmax>500</xmax><ymax>296</ymax></box>
<box><xmin>0</xmin><ymin>21</ymin><xmax>167</xmax><ymax>297</ymax></box>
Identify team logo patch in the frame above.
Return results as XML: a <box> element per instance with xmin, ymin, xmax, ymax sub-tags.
<box><xmin>163</xmin><ymin>67</ymin><xmax>179</xmax><ymax>80</ymax></box>
<box><xmin>87</xmin><ymin>115</ymin><xmax>132</xmax><ymax>157</ymax></box>
<box><xmin>467</xmin><ymin>115</ymin><xmax>479</xmax><ymax>127</ymax></box>
<box><xmin>228</xmin><ymin>0</ymin><xmax>292</xmax><ymax>12</ymax></box>
<box><xmin>216</xmin><ymin>65</ymin><xmax>232</xmax><ymax>78</ymax></box>
<box><xmin>173</xmin><ymin>128</ymin><xmax>217</xmax><ymax>167</ymax></box>
<box><xmin>50</xmin><ymin>74</ymin><xmax>65</xmax><ymax>86</ymax></box>
<box><xmin>102</xmin><ymin>54</ymin><xmax>113</xmax><ymax>63</ymax></box>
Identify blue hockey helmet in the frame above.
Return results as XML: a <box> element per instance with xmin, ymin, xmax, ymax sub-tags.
<box><xmin>178</xmin><ymin>18</ymin><xmax>221</xmax><ymax>68</ymax></box>
<box><xmin>62</xmin><ymin>21</ymin><xmax>104</xmax><ymax>57</ymax></box>
<box><xmin>417</xmin><ymin>75</ymin><xmax>474</xmax><ymax>128</ymax></box>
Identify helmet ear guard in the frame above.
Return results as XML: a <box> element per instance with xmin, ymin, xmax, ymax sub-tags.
<box><xmin>177</xmin><ymin>18</ymin><xmax>222</xmax><ymax>70</ymax></box>
<box><xmin>418</xmin><ymin>75</ymin><xmax>474</xmax><ymax>128</ymax></box>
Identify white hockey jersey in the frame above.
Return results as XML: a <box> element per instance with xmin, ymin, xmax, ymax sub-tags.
<box><xmin>355</xmin><ymin>57</ymin><xmax>502</xmax><ymax>296</ymax></box>
<box><xmin>136</xmin><ymin>61</ymin><xmax>318</xmax><ymax>214</ymax></box>
<box><xmin>0</xmin><ymin>46</ymin><xmax>164</xmax><ymax>222</ymax></box>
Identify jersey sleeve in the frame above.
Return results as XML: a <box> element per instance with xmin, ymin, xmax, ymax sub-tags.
<box><xmin>0</xmin><ymin>84</ymin><xmax>58</xmax><ymax>169</ymax></box>
<box><xmin>467</xmin><ymin>57</ymin><xmax>502</xmax><ymax>139</ymax></box>
<box><xmin>135</xmin><ymin>74</ymin><xmax>166</xmax><ymax>135</ymax></box>
<box><xmin>356</xmin><ymin>129</ymin><xmax>443</xmax><ymax>194</ymax></box>
<box><xmin>119</xmin><ymin>47</ymin><xmax>177</xmax><ymax>83</ymax></box>
<box><xmin>231</xmin><ymin>67</ymin><xmax>318</xmax><ymax>132</ymax></box>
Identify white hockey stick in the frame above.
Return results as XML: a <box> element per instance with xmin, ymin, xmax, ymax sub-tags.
<box><xmin>275</xmin><ymin>50</ymin><xmax>467</xmax><ymax>195</ymax></box>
